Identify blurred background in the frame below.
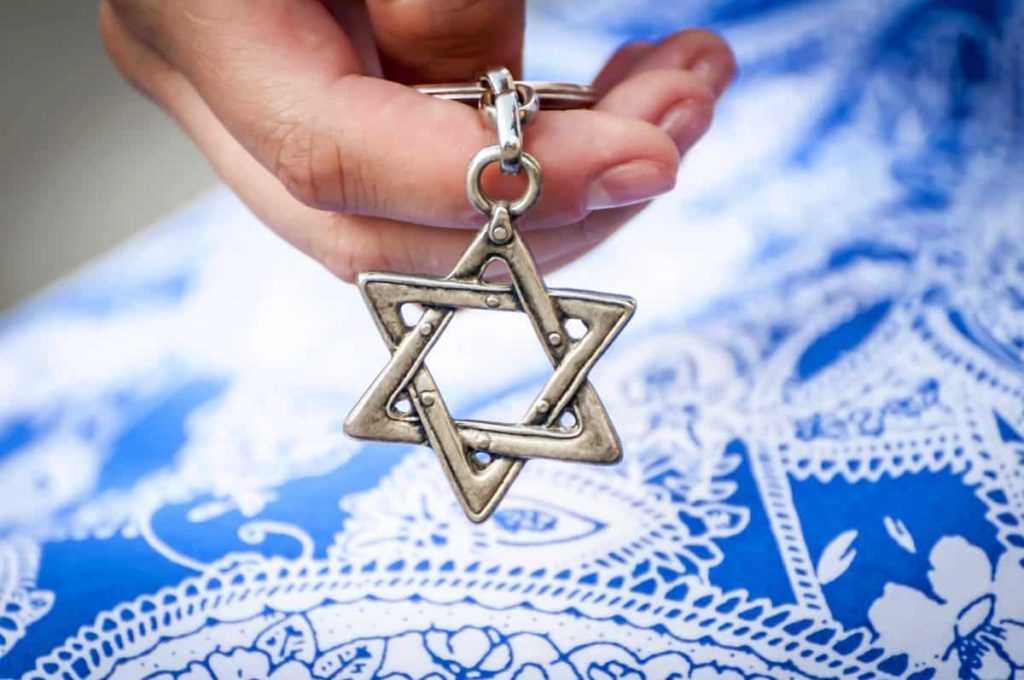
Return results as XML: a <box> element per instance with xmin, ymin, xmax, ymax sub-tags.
<box><xmin>0</xmin><ymin>1</ymin><xmax>217</xmax><ymax>311</ymax></box>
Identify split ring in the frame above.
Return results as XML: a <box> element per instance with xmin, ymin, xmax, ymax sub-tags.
<box><xmin>416</xmin><ymin>81</ymin><xmax>596</xmax><ymax>111</ymax></box>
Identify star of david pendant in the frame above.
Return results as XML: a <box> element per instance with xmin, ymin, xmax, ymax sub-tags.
<box><xmin>345</xmin><ymin>70</ymin><xmax>635</xmax><ymax>522</ymax></box>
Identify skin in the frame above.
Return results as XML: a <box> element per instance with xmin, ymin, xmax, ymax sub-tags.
<box><xmin>99</xmin><ymin>0</ymin><xmax>736</xmax><ymax>282</ymax></box>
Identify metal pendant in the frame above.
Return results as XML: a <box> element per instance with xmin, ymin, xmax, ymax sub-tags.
<box><xmin>345</xmin><ymin>70</ymin><xmax>635</xmax><ymax>522</ymax></box>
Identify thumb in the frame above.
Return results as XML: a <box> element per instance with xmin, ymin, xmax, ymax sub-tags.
<box><xmin>363</xmin><ymin>0</ymin><xmax>525</xmax><ymax>82</ymax></box>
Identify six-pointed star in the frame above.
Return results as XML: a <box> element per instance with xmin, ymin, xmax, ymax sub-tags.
<box><xmin>345</xmin><ymin>225</ymin><xmax>635</xmax><ymax>522</ymax></box>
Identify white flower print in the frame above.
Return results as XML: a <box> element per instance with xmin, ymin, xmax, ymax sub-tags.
<box><xmin>868</xmin><ymin>536</ymin><xmax>1024</xmax><ymax>679</ymax></box>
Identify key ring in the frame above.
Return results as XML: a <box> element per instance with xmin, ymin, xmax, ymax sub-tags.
<box><xmin>414</xmin><ymin>80</ymin><xmax>597</xmax><ymax>110</ymax></box>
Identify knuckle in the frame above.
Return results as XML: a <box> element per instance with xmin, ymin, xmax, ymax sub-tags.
<box><xmin>267</xmin><ymin>105</ymin><xmax>374</xmax><ymax>215</ymax></box>
<box><xmin>269</xmin><ymin>119</ymin><xmax>341</xmax><ymax>211</ymax></box>
<box><xmin>269</xmin><ymin>120</ymin><xmax>319</xmax><ymax>206</ymax></box>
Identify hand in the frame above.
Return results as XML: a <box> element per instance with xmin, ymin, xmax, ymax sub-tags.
<box><xmin>100</xmin><ymin>1</ymin><xmax>735</xmax><ymax>281</ymax></box>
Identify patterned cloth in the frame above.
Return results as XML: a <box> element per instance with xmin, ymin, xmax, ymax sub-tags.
<box><xmin>1</xmin><ymin>2</ymin><xmax>1023</xmax><ymax>678</ymax></box>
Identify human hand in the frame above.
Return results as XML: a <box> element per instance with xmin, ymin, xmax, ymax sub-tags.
<box><xmin>100</xmin><ymin>1</ymin><xmax>735</xmax><ymax>281</ymax></box>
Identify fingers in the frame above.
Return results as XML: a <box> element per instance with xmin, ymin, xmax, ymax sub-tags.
<box><xmin>361</xmin><ymin>0</ymin><xmax>526</xmax><ymax>82</ymax></box>
<box><xmin>592</xmin><ymin>41</ymin><xmax>652</xmax><ymax>94</ymax></box>
<box><xmin>623</xmin><ymin>29</ymin><xmax>737</xmax><ymax>95</ymax></box>
<box><xmin>472</xmin><ymin>33</ymin><xmax>734</xmax><ymax>229</ymax></box>
<box><xmin>99</xmin><ymin>6</ymin><xmax>637</xmax><ymax>284</ymax></box>
<box><xmin>260</xmin><ymin>84</ymin><xmax>679</xmax><ymax>231</ymax></box>
<box><xmin>103</xmin><ymin>0</ymin><xmax>679</xmax><ymax>231</ymax></box>
<box><xmin>595</xmin><ymin>69</ymin><xmax>716</xmax><ymax>158</ymax></box>
<box><xmin>512</xmin><ymin>30</ymin><xmax>737</xmax><ymax>264</ymax></box>
<box><xmin>102</xmin><ymin>3</ymin><xmax>736</xmax><ymax>284</ymax></box>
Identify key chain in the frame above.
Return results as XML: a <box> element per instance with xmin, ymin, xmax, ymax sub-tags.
<box><xmin>346</xmin><ymin>68</ymin><xmax>636</xmax><ymax>522</ymax></box>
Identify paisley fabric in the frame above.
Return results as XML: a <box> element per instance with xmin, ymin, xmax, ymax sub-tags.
<box><xmin>1</xmin><ymin>1</ymin><xmax>1023</xmax><ymax>678</ymax></box>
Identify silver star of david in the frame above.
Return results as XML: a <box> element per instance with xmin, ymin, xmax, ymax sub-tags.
<box><xmin>345</xmin><ymin>213</ymin><xmax>635</xmax><ymax>522</ymax></box>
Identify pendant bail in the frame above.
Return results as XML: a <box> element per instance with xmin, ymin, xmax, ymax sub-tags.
<box><xmin>486</xmin><ymin>203</ymin><xmax>514</xmax><ymax>244</ymax></box>
<box><xmin>465</xmin><ymin>146</ymin><xmax>542</xmax><ymax>218</ymax></box>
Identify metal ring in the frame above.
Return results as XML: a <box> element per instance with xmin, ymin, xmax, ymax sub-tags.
<box><xmin>481</xmin><ymin>68</ymin><xmax>516</xmax><ymax>100</ymax></box>
<box><xmin>416</xmin><ymin>81</ymin><xmax>596</xmax><ymax>110</ymax></box>
<box><xmin>466</xmin><ymin>146</ymin><xmax>542</xmax><ymax>217</ymax></box>
<box><xmin>480</xmin><ymin>83</ymin><xmax>540</xmax><ymax>128</ymax></box>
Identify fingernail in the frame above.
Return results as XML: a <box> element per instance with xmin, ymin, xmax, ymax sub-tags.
<box><xmin>692</xmin><ymin>55</ymin><xmax>734</xmax><ymax>95</ymax></box>
<box><xmin>659</xmin><ymin>101</ymin><xmax>709</xmax><ymax>150</ymax></box>
<box><xmin>585</xmin><ymin>161</ymin><xmax>676</xmax><ymax>211</ymax></box>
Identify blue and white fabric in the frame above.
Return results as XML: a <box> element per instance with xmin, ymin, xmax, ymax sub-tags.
<box><xmin>1</xmin><ymin>1</ymin><xmax>1022</xmax><ymax>678</ymax></box>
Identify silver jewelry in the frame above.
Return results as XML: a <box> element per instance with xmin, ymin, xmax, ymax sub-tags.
<box><xmin>346</xmin><ymin>69</ymin><xmax>635</xmax><ymax>522</ymax></box>
<box><xmin>414</xmin><ymin>79</ymin><xmax>596</xmax><ymax>111</ymax></box>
